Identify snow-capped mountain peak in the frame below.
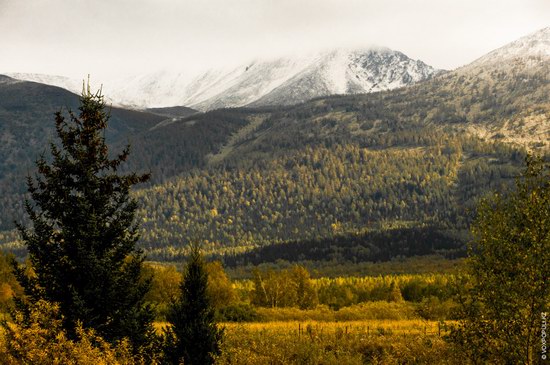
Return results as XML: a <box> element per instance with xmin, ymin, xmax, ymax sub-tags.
<box><xmin>245</xmin><ymin>47</ymin><xmax>439</xmax><ymax>109</ymax></box>
<box><xmin>188</xmin><ymin>47</ymin><xmax>440</xmax><ymax>110</ymax></box>
<box><xmin>5</xmin><ymin>46</ymin><xmax>440</xmax><ymax>111</ymax></box>
<box><xmin>6</xmin><ymin>73</ymin><xmax>86</xmax><ymax>93</ymax></box>
<box><xmin>472</xmin><ymin>27</ymin><xmax>550</xmax><ymax>66</ymax></box>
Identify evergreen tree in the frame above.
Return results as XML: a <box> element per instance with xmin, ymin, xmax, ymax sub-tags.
<box><xmin>449</xmin><ymin>156</ymin><xmax>550</xmax><ymax>363</ymax></box>
<box><xmin>13</xmin><ymin>86</ymin><xmax>155</xmax><ymax>350</ymax></box>
<box><xmin>165</xmin><ymin>244</ymin><xmax>223</xmax><ymax>365</ymax></box>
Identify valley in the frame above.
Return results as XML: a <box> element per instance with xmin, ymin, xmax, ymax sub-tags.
<box><xmin>1</xmin><ymin>28</ymin><xmax>549</xmax><ymax>271</ymax></box>
<box><xmin>0</xmin><ymin>20</ymin><xmax>549</xmax><ymax>364</ymax></box>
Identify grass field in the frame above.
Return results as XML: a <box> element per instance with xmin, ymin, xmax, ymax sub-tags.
<box><xmin>3</xmin><ymin>317</ymin><xmax>458</xmax><ymax>363</ymax></box>
<box><xmin>222</xmin><ymin>319</ymin><xmax>446</xmax><ymax>337</ymax></box>
<box><xmin>156</xmin><ymin>318</ymin><xmax>447</xmax><ymax>335</ymax></box>
<box><xmin>155</xmin><ymin>319</ymin><xmax>457</xmax><ymax>364</ymax></box>
<box><xmin>217</xmin><ymin>320</ymin><xmax>456</xmax><ymax>364</ymax></box>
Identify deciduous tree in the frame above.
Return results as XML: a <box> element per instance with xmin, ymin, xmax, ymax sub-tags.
<box><xmin>450</xmin><ymin>156</ymin><xmax>549</xmax><ymax>364</ymax></box>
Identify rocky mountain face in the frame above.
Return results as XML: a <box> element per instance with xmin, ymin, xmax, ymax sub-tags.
<box><xmin>6</xmin><ymin>47</ymin><xmax>440</xmax><ymax>110</ymax></box>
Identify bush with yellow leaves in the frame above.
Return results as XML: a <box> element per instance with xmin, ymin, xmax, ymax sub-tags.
<box><xmin>0</xmin><ymin>300</ymin><xmax>154</xmax><ymax>365</ymax></box>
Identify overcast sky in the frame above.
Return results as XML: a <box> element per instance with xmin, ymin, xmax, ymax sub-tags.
<box><xmin>0</xmin><ymin>0</ymin><xmax>548</xmax><ymax>79</ymax></box>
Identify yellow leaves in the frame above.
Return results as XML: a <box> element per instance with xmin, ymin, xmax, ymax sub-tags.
<box><xmin>0</xmin><ymin>300</ymin><xmax>149</xmax><ymax>365</ymax></box>
<box><xmin>330</xmin><ymin>221</ymin><xmax>342</xmax><ymax>233</ymax></box>
<box><xmin>0</xmin><ymin>283</ymin><xmax>14</xmax><ymax>302</ymax></box>
<box><xmin>144</xmin><ymin>264</ymin><xmax>182</xmax><ymax>305</ymax></box>
<box><xmin>207</xmin><ymin>261</ymin><xmax>236</xmax><ymax>309</ymax></box>
<box><xmin>210</xmin><ymin>208</ymin><xmax>219</xmax><ymax>217</ymax></box>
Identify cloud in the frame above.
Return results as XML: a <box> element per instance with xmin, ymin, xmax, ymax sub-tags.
<box><xmin>0</xmin><ymin>0</ymin><xmax>547</xmax><ymax>78</ymax></box>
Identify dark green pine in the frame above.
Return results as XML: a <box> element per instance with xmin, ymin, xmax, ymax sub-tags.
<box><xmin>13</xmin><ymin>87</ymin><xmax>155</xmax><ymax>351</ymax></box>
<box><xmin>165</xmin><ymin>244</ymin><xmax>223</xmax><ymax>365</ymax></box>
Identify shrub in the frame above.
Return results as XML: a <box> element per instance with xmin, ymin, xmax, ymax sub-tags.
<box><xmin>216</xmin><ymin>303</ymin><xmax>260</xmax><ymax>322</ymax></box>
<box><xmin>335</xmin><ymin>301</ymin><xmax>417</xmax><ymax>321</ymax></box>
<box><xmin>0</xmin><ymin>300</ymin><xmax>156</xmax><ymax>364</ymax></box>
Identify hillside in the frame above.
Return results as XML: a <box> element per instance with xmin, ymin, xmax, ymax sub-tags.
<box><xmin>128</xmin><ymin>28</ymin><xmax>549</xmax><ymax>262</ymax></box>
<box><xmin>0</xmin><ymin>28</ymin><xmax>549</xmax><ymax>265</ymax></box>
<box><xmin>0</xmin><ymin>76</ymin><xmax>167</xmax><ymax>228</ymax></box>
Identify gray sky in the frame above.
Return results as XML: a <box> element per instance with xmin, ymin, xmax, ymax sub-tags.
<box><xmin>0</xmin><ymin>0</ymin><xmax>548</xmax><ymax>79</ymax></box>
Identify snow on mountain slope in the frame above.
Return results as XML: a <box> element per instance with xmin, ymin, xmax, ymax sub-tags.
<box><xmin>105</xmin><ymin>71</ymin><xmax>194</xmax><ymax>108</ymax></box>
<box><xmin>163</xmin><ymin>47</ymin><xmax>439</xmax><ymax>111</ymax></box>
<box><xmin>6</xmin><ymin>27</ymin><xmax>550</xmax><ymax>111</ymax></box>
<box><xmin>249</xmin><ymin>48</ymin><xmax>438</xmax><ymax>108</ymax></box>
<box><xmin>187</xmin><ymin>55</ymin><xmax>322</xmax><ymax>110</ymax></box>
<box><xmin>6</xmin><ymin>73</ymin><xmax>85</xmax><ymax>94</ymax></box>
<box><xmin>6</xmin><ymin>47</ymin><xmax>440</xmax><ymax>110</ymax></box>
<box><xmin>470</xmin><ymin>27</ymin><xmax>550</xmax><ymax>67</ymax></box>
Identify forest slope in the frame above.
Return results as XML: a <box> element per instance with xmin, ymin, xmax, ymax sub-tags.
<box><xmin>0</xmin><ymin>29</ymin><xmax>548</xmax><ymax>264</ymax></box>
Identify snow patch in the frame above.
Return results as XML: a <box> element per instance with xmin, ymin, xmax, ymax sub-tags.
<box><xmin>6</xmin><ymin>47</ymin><xmax>440</xmax><ymax>110</ymax></box>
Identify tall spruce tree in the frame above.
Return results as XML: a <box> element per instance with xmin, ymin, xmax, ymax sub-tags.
<box><xmin>165</xmin><ymin>244</ymin><xmax>223</xmax><ymax>365</ymax></box>
<box><xmin>13</xmin><ymin>86</ymin><xmax>155</xmax><ymax>350</ymax></box>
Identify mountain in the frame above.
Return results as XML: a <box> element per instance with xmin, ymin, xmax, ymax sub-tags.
<box><xmin>184</xmin><ymin>48</ymin><xmax>440</xmax><ymax>110</ymax></box>
<box><xmin>0</xmin><ymin>76</ymin><xmax>167</xmax><ymax>228</ymax></box>
<box><xmin>1</xmin><ymin>28</ymin><xmax>549</xmax><ymax>264</ymax></box>
<box><xmin>6</xmin><ymin>47</ymin><xmax>440</xmax><ymax>110</ymax></box>
<box><xmin>245</xmin><ymin>48</ymin><xmax>438</xmax><ymax>108</ymax></box>
<box><xmin>0</xmin><ymin>75</ymin><xmax>166</xmax><ymax>170</ymax></box>
<box><xmin>124</xmin><ymin>27</ymin><xmax>549</xmax><ymax>261</ymax></box>
<box><xmin>444</xmin><ymin>27</ymin><xmax>550</xmax><ymax>148</ymax></box>
<box><xmin>5</xmin><ymin>73</ymin><xmax>86</xmax><ymax>94</ymax></box>
<box><xmin>469</xmin><ymin>27</ymin><xmax>550</xmax><ymax>66</ymax></box>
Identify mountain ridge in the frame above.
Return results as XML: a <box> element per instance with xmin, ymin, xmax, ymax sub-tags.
<box><xmin>0</xmin><ymin>27</ymin><xmax>549</xmax><ymax>261</ymax></box>
<box><xmin>470</xmin><ymin>27</ymin><xmax>550</xmax><ymax>67</ymax></box>
<box><xmin>6</xmin><ymin>46</ymin><xmax>440</xmax><ymax>111</ymax></box>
